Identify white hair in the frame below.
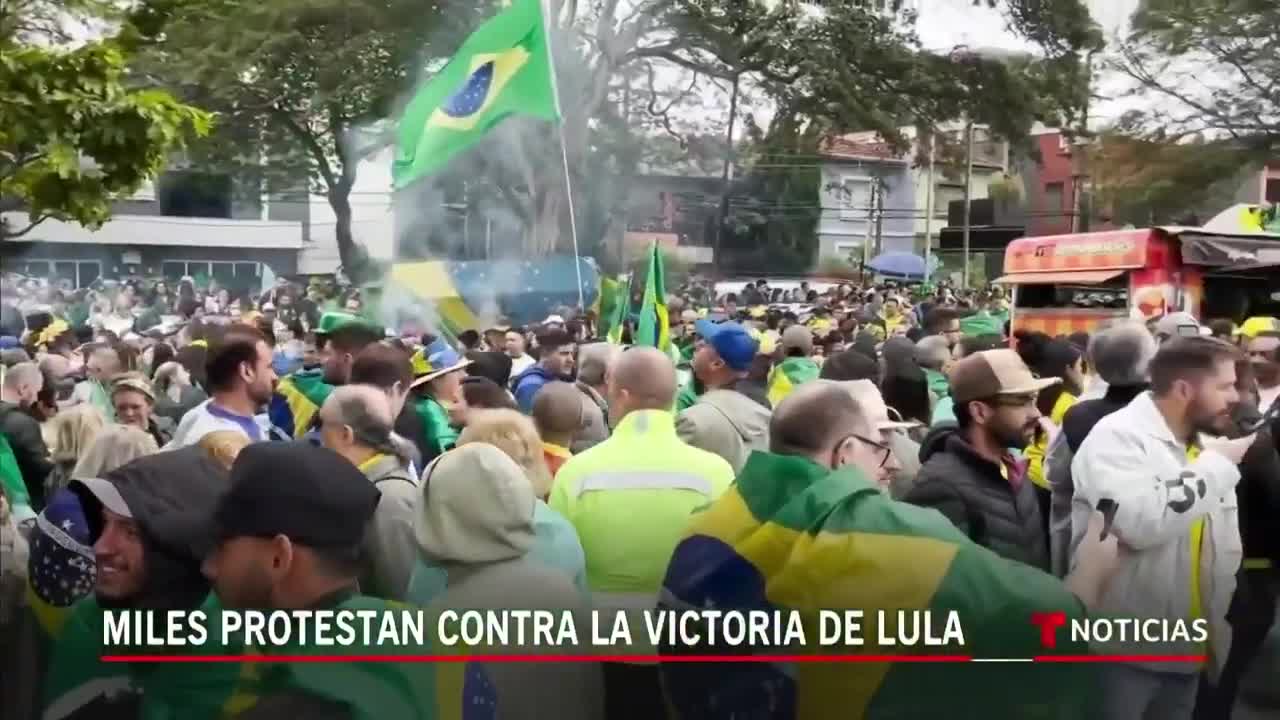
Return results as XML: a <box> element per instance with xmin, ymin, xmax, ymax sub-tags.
<box><xmin>2</xmin><ymin>362</ymin><xmax>42</xmax><ymax>392</ymax></box>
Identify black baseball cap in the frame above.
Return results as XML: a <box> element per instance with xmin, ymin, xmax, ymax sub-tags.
<box><xmin>214</xmin><ymin>443</ymin><xmax>380</xmax><ymax>548</ymax></box>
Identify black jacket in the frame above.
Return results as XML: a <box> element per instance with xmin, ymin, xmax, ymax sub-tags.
<box><xmin>0</xmin><ymin>400</ymin><xmax>53</xmax><ymax>509</ymax></box>
<box><xmin>1061</xmin><ymin>384</ymin><xmax>1147</xmax><ymax>453</ymax></box>
<box><xmin>1233</xmin><ymin>402</ymin><xmax>1280</xmax><ymax>568</ymax></box>
<box><xmin>905</xmin><ymin>425</ymin><xmax>1049</xmax><ymax>570</ymax></box>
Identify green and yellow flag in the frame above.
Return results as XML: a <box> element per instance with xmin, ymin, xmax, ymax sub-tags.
<box><xmin>393</xmin><ymin>0</ymin><xmax>559</xmax><ymax>188</ymax></box>
<box><xmin>659</xmin><ymin>452</ymin><xmax>1099</xmax><ymax>719</ymax></box>
<box><xmin>634</xmin><ymin>244</ymin><xmax>669</xmax><ymax>351</ymax></box>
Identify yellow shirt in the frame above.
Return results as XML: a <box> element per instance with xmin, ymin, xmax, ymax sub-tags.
<box><xmin>1186</xmin><ymin>445</ymin><xmax>1206</xmax><ymax>632</ymax></box>
<box><xmin>1025</xmin><ymin>392</ymin><xmax>1077</xmax><ymax>489</ymax></box>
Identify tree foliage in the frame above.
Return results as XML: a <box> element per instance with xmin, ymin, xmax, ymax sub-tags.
<box><xmin>132</xmin><ymin>0</ymin><xmax>1101</xmax><ymax>271</ymax></box>
<box><xmin>0</xmin><ymin>3</ymin><xmax>212</xmax><ymax>240</ymax></box>
<box><xmin>138</xmin><ymin>0</ymin><xmax>465</xmax><ymax>279</ymax></box>
<box><xmin>1115</xmin><ymin>0</ymin><xmax>1280</xmax><ymax>148</ymax></box>
<box><xmin>1090</xmin><ymin>134</ymin><xmax>1251</xmax><ymax>226</ymax></box>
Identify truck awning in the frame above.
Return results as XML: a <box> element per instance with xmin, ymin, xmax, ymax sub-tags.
<box><xmin>1176</xmin><ymin>231</ymin><xmax>1280</xmax><ymax>271</ymax></box>
<box><xmin>992</xmin><ymin>269</ymin><xmax>1125</xmax><ymax>285</ymax></box>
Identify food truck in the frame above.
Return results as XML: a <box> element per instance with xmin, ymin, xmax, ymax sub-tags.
<box><xmin>996</xmin><ymin>226</ymin><xmax>1280</xmax><ymax>336</ymax></box>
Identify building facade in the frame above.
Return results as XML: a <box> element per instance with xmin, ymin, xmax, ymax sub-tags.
<box><xmin>818</xmin><ymin>133</ymin><xmax>916</xmax><ymax>261</ymax></box>
<box><xmin>2</xmin><ymin>151</ymin><xmax>396</xmax><ymax>290</ymax></box>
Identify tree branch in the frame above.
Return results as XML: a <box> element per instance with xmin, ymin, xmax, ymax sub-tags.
<box><xmin>2</xmin><ymin>213</ymin><xmax>51</xmax><ymax>240</ymax></box>
<box><xmin>271</xmin><ymin>105</ymin><xmax>338</xmax><ymax>191</ymax></box>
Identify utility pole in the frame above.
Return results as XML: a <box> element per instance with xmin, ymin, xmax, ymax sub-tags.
<box><xmin>922</xmin><ymin>132</ymin><xmax>936</xmax><ymax>280</ymax></box>
<box><xmin>863</xmin><ymin>180</ymin><xmax>879</xmax><ymax>268</ymax></box>
<box><xmin>714</xmin><ymin>73</ymin><xmax>741</xmax><ymax>268</ymax></box>
<box><xmin>873</xmin><ymin>177</ymin><xmax>884</xmax><ymax>256</ymax></box>
<box><xmin>961</xmin><ymin>121</ymin><xmax>975</xmax><ymax>288</ymax></box>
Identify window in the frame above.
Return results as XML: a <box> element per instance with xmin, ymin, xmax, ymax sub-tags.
<box><xmin>1266</xmin><ymin>178</ymin><xmax>1280</xmax><ymax>204</ymax></box>
<box><xmin>1016</xmin><ymin>280</ymin><xmax>1128</xmax><ymax>310</ymax></box>
<box><xmin>19</xmin><ymin>260</ymin><xmax>100</xmax><ymax>288</ymax></box>
<box><xmin>935</xmin><ymin>185</ymin><xmax>965</xmax><ymax>219</ymax></box>
<box><xmin>839</xmin><ymin>176</ymin><xmax>872</xmax><ymax>221</ymax></box>
<box><xmin>162</xmin><ymin>261</ymin><xmax>260</xmax><ymax>287</ymax></box>
<box><xmin>1044</xmin><ymin>182</ymin><xmax>1066</xmax><ymax>212</ymax></box>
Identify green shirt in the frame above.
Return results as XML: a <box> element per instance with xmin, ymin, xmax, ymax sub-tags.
<box><xmin>414</xmin><ymin>395</ymin><xmax>457</xmax><ymax>465</ymax></box>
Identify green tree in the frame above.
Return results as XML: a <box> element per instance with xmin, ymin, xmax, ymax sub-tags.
<box><xmin>138</xmin><ymin>0</ymin><xmax>463</xmax><ymax>280</ymax></box>
<box><xmin>1116</xmin><ymin>0</ymin><xmax>1280</xmax><ymax>148</ymax></box>
<box><xmin>0</xmin><ymin>3</ymin><xmax>212</xmax><ymax>241</ymax></box>
<box><xmin>1090</xmin><ymin>133</ymin><xmax>1252</xmax><ymax>226</ymax></box>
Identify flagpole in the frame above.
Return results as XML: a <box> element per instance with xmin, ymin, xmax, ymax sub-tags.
<box><xmin>538</xmin><ymin>0</ymin><xmax>585</xmax><ymax>310</ymax></box>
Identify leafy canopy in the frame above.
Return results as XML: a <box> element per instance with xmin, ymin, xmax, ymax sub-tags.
<box><xmin>0</xmin><ymin>6</ymin><xmax>212</xmax><ymax>239</ymax></box>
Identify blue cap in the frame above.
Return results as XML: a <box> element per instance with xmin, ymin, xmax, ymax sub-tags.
<box><xmin>0</xmin><ymin>336</ymin><xmax>18</xmax><ymax>350</ymax></box>
<box><xmin>695</xmin><ymin>319</ymin><xmax>758</xmax><ymax>371</ymax></box>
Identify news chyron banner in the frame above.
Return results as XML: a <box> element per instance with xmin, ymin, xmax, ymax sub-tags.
<box><xmin>81</xmin><ymin>600</ymin><xmax>1211</xmax><ymax>719</ymax></box>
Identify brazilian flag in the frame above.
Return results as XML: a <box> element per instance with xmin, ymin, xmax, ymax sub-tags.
<box><xmin>600</xmin><ymin>273</ymin><xmax>631</xmax><ymax>344</ymax></box>
<box><xmin>766</xmin><ymin>356</ymin><xmax>821</xmax><ymax>407</ymax></box>
<box><xmin>634</xmin><ymin>244</ymin><xmax>669</xmax><ymax>351</ymax></box>
<box><xmin>659</xmin><ymin>452</ymin><xmax>1100</xmax><ymax>719</ymax></box>
<box><xmin>393</xmin><ymin>0</ymin><xmax>559</xmax><ymax>188</ymax></box>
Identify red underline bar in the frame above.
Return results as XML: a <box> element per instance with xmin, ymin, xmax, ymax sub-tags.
<box><xmin>101</xmin><ymin>654</ymin><xmax>1207</xmax><ymax>664</ymax></box>
<box><xmin>102</xmin><ymin>654</ymin><xmax>973</xmax><ymax>664</ymax></box>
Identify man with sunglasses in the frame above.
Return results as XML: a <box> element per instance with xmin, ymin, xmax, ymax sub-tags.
<box><xmin>906</xmin><ymin>349</ymin><xmax>1058</xmax><ymax>570</ymax></box>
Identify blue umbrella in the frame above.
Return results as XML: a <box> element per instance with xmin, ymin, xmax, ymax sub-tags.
<box><xmin>868</xmin><ymin>252</ymin><xmax>927</xmax><ymax>279</ymax></box>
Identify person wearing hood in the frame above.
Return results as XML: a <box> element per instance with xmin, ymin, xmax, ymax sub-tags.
<box><xmin>417</xmin><ymin>443</ymin><xmax>603</xmax><ymax>720</ymax></box>
<box><xmin>1044</xmin><ymin>321</ymin><xmax>1156</xmax><ymax>576</ymax></box>
<box><xmin>318</xmin><ymin>385</ymin><xmax>419</xmax><ymax>601</ymax></box>
<box><xmin>203</xmin><ymin>442</ymin><xmax>437</xmax><ymax>720</ymax></box>
<box><xmin>677</xmin><ymin>320</ymin><xmax>771</xmax><ymax>474</ymax></box>
<box><xmin>905</xmin><ymin>349</ymin><xmax>1056</xmax><ymax>570</ymax></box>
<box><xmin>42</xmin><ymin>447</ymin><xmax>232</xmax><ymax>720</ymax></box>
<box><xmin>408</xmin><ymin>339</ymin><xmax>472</xmax><ymax>467</ymax></box>
<box><xmin>766</xmin><ymin>326</ymin><xmax>821</xmax><ymax>407</ymax></box>
<box><xmin>512</xmin><ymin>329</ymin><xmax>576</xmax><ymax>413</ymax></box>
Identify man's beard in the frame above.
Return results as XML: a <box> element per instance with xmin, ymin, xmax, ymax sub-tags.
<box><xmin>993</xmin><ymin>418</ymin><xmax>1037</xmax><ymax>450</ymax></box>
<box><xmin>1254</xmin><ymin>362</ymin><xmax>1280</xmax><ymax>387</ymax></box>
<box><xmin>1188</xmin><ymin>398</ymin><xmax>1232</xmax><ymax>437</ymax></box>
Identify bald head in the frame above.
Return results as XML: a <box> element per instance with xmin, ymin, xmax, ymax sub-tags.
<box><xmin>532</xmin><ymin>380</ymin><xmax>584</xmax><ymax>442</ymax></box>
<box><xmin>609</xmin><ymin>346</ymin><xmax>677</xmax><ymax>416</ymax></box>
<box><xmin>770</xmin><ymin>381</ymin><xmax>864</xmax><ymax>461</ymax></box>
<box><xmin>321</xmin><ymin>384</ymin><xmax>394</xmax><ymax>449</ymax></box>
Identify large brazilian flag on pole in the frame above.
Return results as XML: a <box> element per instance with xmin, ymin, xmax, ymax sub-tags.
<box><xmin>393</xmin><ymin>0</ymin><xmax>559</xmax><ymax>188</ymax></box>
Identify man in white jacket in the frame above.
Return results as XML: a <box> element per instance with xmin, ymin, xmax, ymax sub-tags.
<box><xmin>1071</xmin><ymin>336</ymin><xmax>1255</xmax><ymax>720</ymax></box>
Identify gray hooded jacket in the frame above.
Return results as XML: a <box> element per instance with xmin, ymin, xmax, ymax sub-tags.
<box><xmin>416</xmin><ymin>444</ymin><xmax>603</xmax><ymax>720</ymax></box>
<box><xmin>676</xmin><ymin>382</ymin><xmax>771</xmax><ymax>474</ymax></box>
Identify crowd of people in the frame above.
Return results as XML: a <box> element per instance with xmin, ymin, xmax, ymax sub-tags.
<box><xmin>1</xmin><ymin>270</ymin><xmax>1278</xmax><ymax>720</ymax></box>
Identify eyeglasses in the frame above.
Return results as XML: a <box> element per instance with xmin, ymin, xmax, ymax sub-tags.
<box><xmin>979</xmin><ymin>395</ymin><xmax>1036</xmax><ymax>409</ymax></box>
<box><xmin>848</xmin><ymin>433</ymin><xmax>893</xmax><ymax>468</ymax></box>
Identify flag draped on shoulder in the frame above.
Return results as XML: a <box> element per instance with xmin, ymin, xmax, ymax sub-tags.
<box><xmin>393</xmin><ymin>0</ymin><xmax>560</xmax><ymax>188</ymax></box>
<box><xmin>634</xmin><ymin>244</ymin><xmax>669</xmax><ymax>351</ymax></box>
<box><xmin>659</xmin><ymin>452</ymin><xmax>1099</xmax><ymax>720</ymax></box>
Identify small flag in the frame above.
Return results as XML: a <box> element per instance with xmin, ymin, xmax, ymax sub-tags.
<box><xmin>393</xmin><ymin>0</ymin><xmax>559</xmax><ymax>188</ymax></box>
<box><xmin>634</xmin><ymin>244</ymin><xmax>669</xmax><ymax>351</ymax></box>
